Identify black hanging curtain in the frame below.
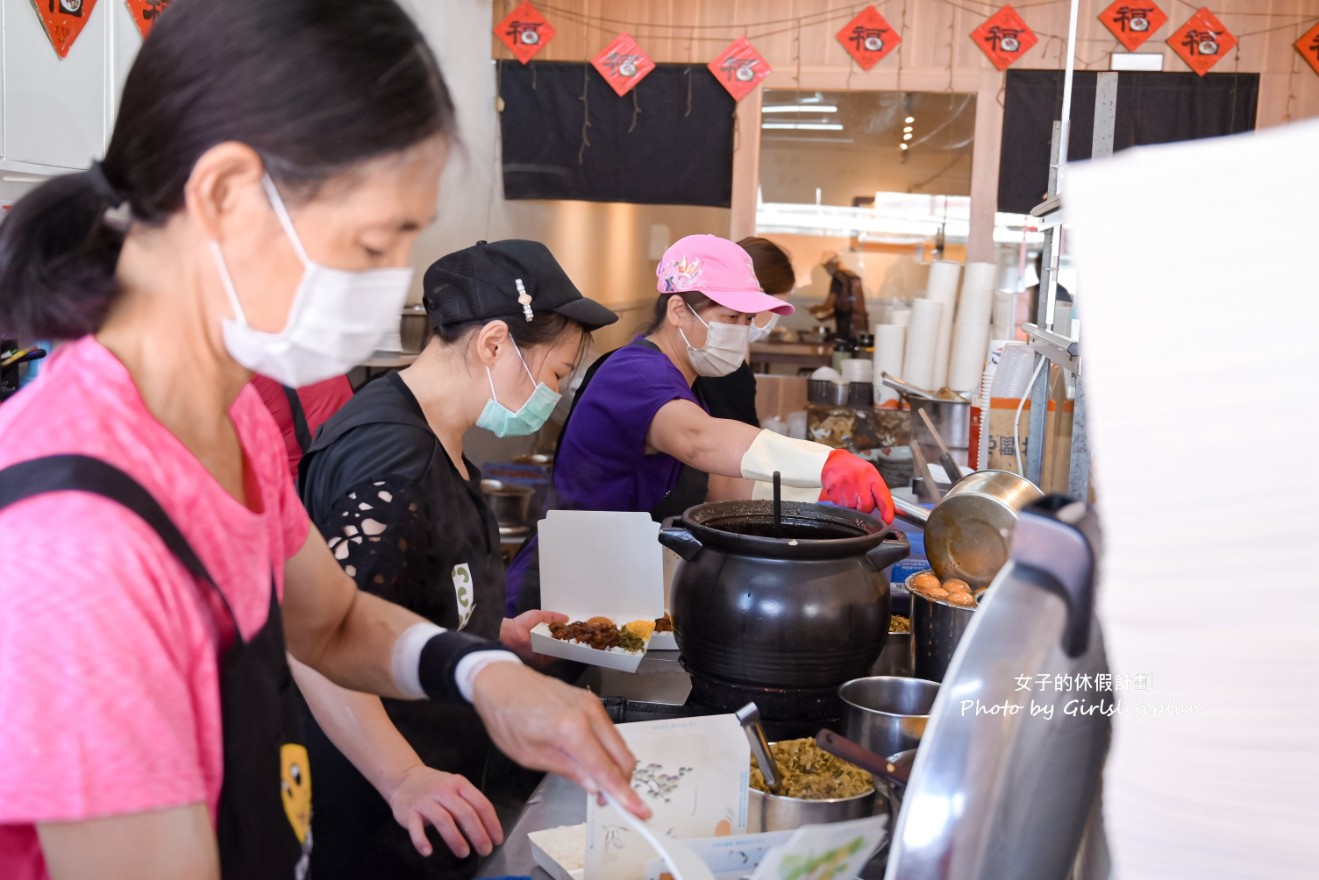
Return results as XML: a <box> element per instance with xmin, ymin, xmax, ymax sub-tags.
<box><xmin>998</xmin><ymin>70</ymin><xmax>1259</xmax><ymax>215</ymax></box>
<box><xmin>499</xmin><ymin>61</ymin><xmax>736</xmax><ymax>207</ymax></box>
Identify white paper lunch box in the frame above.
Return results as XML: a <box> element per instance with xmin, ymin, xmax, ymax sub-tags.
<box><xmin>530</xmin><ymin>511</ymin><xmax>666</xmax><ymax>672</ymax></box>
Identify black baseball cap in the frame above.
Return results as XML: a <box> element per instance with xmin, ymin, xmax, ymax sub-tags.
<box><xmin>422</xmin><ymin>240</ymin><xmax>618</xmax><ymax>332</ymax></box>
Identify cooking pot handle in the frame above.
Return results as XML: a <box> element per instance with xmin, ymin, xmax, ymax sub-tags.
<box><xmin>865</xmin><ymin>530</ymin><xmax>910</xmax><ymax>572</ymax></box>
<box><xmin>1008</xmin><ymin>496</ymin><xmax>1099</xmax><ymax>658</ymax></box>
<box><xmin>658</xmin><ymin>517</ymin><xmax>703</xmax><ymax>562</ymax></box>
<box><xmin>892</xmin><ymin>495</ymin><xmax>929</xmax><ymax>528</ymax></box>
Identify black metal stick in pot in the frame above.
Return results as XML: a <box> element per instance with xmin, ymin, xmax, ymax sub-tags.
<box><xmin>772</xmin><ymin>470</ymin><xmax>782</xmax><ymax>537</ymax></box>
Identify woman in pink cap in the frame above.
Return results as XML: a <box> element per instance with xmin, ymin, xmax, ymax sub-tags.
<box><xmin>507</xmin><ymin>234</ymin><xmax>894</xmax><ymax>613</ymax></box>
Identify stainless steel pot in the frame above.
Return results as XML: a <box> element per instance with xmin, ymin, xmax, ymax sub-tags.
<box><xmin>839</xmin><ymin>676</ymin><xmax>940</xmax><ymax>759</ymax></box>
<box><xmin>748</xmin><ymin>787</ymin><xmax>877</xmax><ymax>832</ymax></box>
<box><xmin>893</xmin><ymin>469</ymin><xmax>1044</xmax><ymax>588</ymax></box>
<box><xmin>399</xmin><ymin>303</ymin><xmax>431</xmax><ymax>354</ymax></box>
<box><xmin>480</xmin><ymin>479</ymin><xmax>533</xmax><ymax>527</ymax></box>
<box><xmin>907</xmin><ymin>570</ymin><xmax>978</xmax><ymax>683</ymax></box>
<box><xmin>908</xmin><ymin>396</ymin><xmax>970</xmax><ymax>461</ymax></box>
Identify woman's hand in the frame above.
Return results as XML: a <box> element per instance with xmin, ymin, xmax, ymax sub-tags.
<box><xmin>385</xmin><ymin>766</ymin><xmax>503</xmax><ymax>859</ymax></box>
<box><xmin>820</xmin><ymin>449</ymin><xmax>895</xmax><ymax>524</ymax></box>
<box><xmin>469</xmin><ymin>663</ymin><xmax>651</xmax><ymax>819</ymax></box>
<box><xmin>500</xmin><ymin>610</ymin><xmax>569</xmax><ymax>662</ymax></box>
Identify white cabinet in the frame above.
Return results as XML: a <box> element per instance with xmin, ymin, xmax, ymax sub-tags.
<box><xmin>0</xmin><ymin>0</ymin><xmax>141</xmax><ymax>175</ymax></box>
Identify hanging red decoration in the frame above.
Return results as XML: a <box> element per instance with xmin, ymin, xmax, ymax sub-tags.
<box><xmin>708</xmin><ymin>37</ymin><xmax>772</xmax><ymax>102</ymax></box>
<box><xmin>1168</xmin><ymin>8</ymin><xmax>1236</xmax><ymax>76</ymax></box>
<box><xmin>836</xmin><ymin>6</ymin><xmax>901</xmax><ymax>71</ymax></box>
<box><xmin>124</xmin><ymin>0</ymin><xmax>170</xmax><ymax>39</ymax></box>
<box><xmin>971</xmin><ymin>6</ymin><xmax>1038</xmax><ymax>72</ymax></box>
<box><xmin>1097</xmin><ymin>1</ymin><xmax>1168</xmax><ymax>52</ymax></box>
<box><xmin>591</xmin><ymin>33</ymin><xmax>655</xmax><ymax>97</ymax></box>
<box><xmin>495</xmin><ymin>1</ymin><xmax>555</xmax><ymax>65</ymax></box>
<box><xmin>30</xmin><ymin>0</ymin><xmax>99</xmax><ymax>59</ymax></box>
<box><xmin>1294</xmin><ymin>21</ymin><xmax>1319</xmax><ymax>78</ymax></box>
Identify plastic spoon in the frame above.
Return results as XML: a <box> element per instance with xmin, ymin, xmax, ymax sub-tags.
<box><xmin>602</xmin><ymin>792</ymin><xmax>715</xmax><ymax>880</ymax></box>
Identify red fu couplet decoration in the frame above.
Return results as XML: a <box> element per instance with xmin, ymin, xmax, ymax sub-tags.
<box><xmin>31</xmin><ymin>0</ymin><xmax>98</xmax><ymax>59</ymax></box>
<box><xmin>1168</xmin><ymin>7</ymin><xmax>1236</xmax><ymax>76</ymax></box>
<box><xmin>836</xmin><ymin>6</ymin><xmax>901</xmax><ymax>71</ymax></box>
<box><xmin>971</xmin><ymin>6</ymin><xmax>1039</xmax><ymax>72</ymax></box>
<box><xmin>124</xmin><ymin>0</ymin><xmax>170</xmax><ymax>39</ymax></box>
<box><xmin>708</xmin><ymin>37</ymin><xmax>772</xmax><ymax>102</ymax></box>
<box><xmin>592</xmin><ymin>32</ymin><xmax>656</xmax><ymax>97</ymax></box>
<box><xmin>1098</xmin><ymin>1</ymin><xmax>1168</xmax><ymax>52</ymax></box>
<box><xmin>1294</xmin><ymin>21</ymin><xmax>1319</xmax><ymax>78</ymax></box>
<box><xmin>495</xmin><ymin>1</ymin><xmax>555</xmax><ymax>65</ymax></box>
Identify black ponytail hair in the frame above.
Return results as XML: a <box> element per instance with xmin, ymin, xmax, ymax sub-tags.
<box><xmin>0</xmin><ymin>0</ymin><xmax>455</xmax><ymax>341</ymax></box>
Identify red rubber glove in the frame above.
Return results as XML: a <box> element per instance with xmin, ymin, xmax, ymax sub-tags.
<box><xmin>819</xmin><ymin>449</ymin><xmax>895</xmax><ymax>524</ymax></box>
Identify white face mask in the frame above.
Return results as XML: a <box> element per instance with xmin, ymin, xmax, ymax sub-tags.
<box><xmin>679</xmin><ymin>308</ymin><xmax>750</xmax><ymax>378</ymax></box>
<box><xmin>747</xmin><ymin>312</ymin><xmax>781</xmax><ymax>344</ymax></box>
<box><xmin>211</xmin><ymin>174</ymin><xmax>414</xmax><ymax>388</ymax></box>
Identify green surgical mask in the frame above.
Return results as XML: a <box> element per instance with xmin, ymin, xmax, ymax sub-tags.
<box><xmin>476</xmin><ymin>341</ymin><xmax>561</xmax><ymax>438</ymax></box>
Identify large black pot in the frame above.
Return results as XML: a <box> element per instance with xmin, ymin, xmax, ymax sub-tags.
<box><xmin>659</xmin><ymin>501</ymin><xmax>910</xmax><ymax>714</ymax></box>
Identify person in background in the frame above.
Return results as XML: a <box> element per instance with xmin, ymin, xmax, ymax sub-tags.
<box><xmin>507</xmin><ymin>234</ymin><xmax>895</xmax><ymax>615</ymax></box>
<box><xmin>0</xmin><ymin>3</ymin><xmax>645</xmax><ymax>879</ymax></box>
<box><xmin>1025</xmin><ymin>249</ymin><xmax>1072</xmax><ymax>329</ymax></box>
<box><xmin>810</xmin><ymin>249</ymin><xmax>869</xmax><ymax>341</ymax></box>
<box><xmin>251</xmin><ymin>375</ymin><xmax>353</xmax><ymax>480</ymax></box>
<box><xmin>296</xmin><ymin>240</ymin><xmax>616</xmax><ymax>880</ymax></box>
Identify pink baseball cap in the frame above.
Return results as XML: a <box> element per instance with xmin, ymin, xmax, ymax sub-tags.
<box><xmin>655</xmin><ymin>234</ymin><xmax>796</xmax><ymax>316</ymax></box>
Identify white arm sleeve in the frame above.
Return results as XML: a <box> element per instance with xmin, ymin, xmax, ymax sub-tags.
<box><xmin>739</xmin><ymin>430</ymin><xmax>833</xmax><ymax>488</ymax></box>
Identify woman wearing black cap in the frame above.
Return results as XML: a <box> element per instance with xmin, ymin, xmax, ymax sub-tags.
<box><xmin>297</xmin><ymin>239</ymin><xmax>618</xmax><ymax>880</ymax></box>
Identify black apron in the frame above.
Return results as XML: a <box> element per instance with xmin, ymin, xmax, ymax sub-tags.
<box><xmin>297</xmin><ymin>373</ymin><xmax>502</xmax><ymax>880</ymax></box>
<box><xmin>0</xmin><ymin>454</ymin><xmax>310</xmax><ymax>880</ymax></box>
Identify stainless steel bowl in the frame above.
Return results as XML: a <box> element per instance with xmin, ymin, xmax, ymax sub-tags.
<box><xmin>480</xmin><ymin>479</ymin><xmax>534</xmax><ymax>527</ymax></box>
<box><xmin>399</xmin><ymin>303</ymin><xmax>431</xmax><ymax>354</ymax></box>
<box><xmin>839</xmin><ymin>676</ymin><xmax>940</xmax><ymax>760</ymax></box>
<box><xmin>748</xmin><ymin>786</ymin><xmax>876</xmax><ymax>832</ymax></box>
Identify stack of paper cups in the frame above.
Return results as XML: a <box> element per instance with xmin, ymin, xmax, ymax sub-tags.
<box><xmin>888</xmin><ymin>306</ymin><xmax>912</xmax><ymax>327</ymax></box>
<box><xmin>990</xmin><ymin>342</ymin><xmax>1035</xmax><ymax>398</ymax></box>
<box><xmin>971</xmin><ymin>339</ymin><xmax>1015</xmax><ymax>469</ymax></box>
<box><xmin>947</xmin><ymin>262</ymin><xmax>997</xmax><ymax>393</ymax></box>
<box><xmin>901</xmin><ymin>299</ymin><xmax>943</xmax><ymax>392</ymax></box>
<box><xmin>872</xmin><ymin>323</ymin><xmax>907</xmax><ymax>405</ymax></box>
<box><xmin>924</xmin><ymin>261</ymin><xmax>961</xmax><ymax>389</ymax></box>
<box><xmin>991</xmin><ymin>290</ymin><xmax>1019</xmax><ymax>340</ymax></box>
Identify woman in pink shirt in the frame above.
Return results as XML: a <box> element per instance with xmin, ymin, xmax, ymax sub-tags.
<box><xmin>0</xmin><ymin>2</ymin><xmax>646</xmax><ymax>879</ymax></box>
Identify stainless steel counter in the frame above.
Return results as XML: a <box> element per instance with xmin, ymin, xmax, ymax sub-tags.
<box><xmin>479</xmin><ymin>772</ymin><xmax>584</xmax><ymax>879</ymax></box>
<box><xmin>476</xmin><ymin>650</ymin><xmax>889</xmax><ymax>878</ymax></box>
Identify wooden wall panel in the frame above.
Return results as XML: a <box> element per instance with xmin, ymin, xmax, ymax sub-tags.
<box><xmin>491</xmin><ymin>1</ymin><xmax>1319</xmax><ymax>258</ymax></box>
<box><xmin>493</xmin><ymin>0</ymin><xmax>1319</xmax><ymax>124</ymax></box>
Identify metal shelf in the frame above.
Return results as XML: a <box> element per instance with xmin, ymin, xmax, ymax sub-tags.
<box><xmin>1021</xmin><ymin>323</ymin><xmax>1080</xmax><ymax>373</ymax></box>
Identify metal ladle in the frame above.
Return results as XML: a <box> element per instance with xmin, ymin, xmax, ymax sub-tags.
<box><xmin>816</xmin><ymin>729</ymin><xmax>914</xmax><ymax>791</ymax></box>
<box><xmin>736</xmin><ymin>702</ymin><xmax>780</xmax><ymax>791</ymax></box>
